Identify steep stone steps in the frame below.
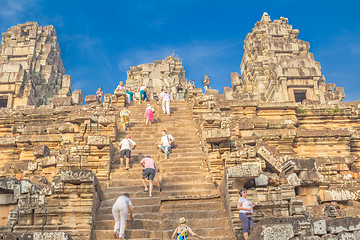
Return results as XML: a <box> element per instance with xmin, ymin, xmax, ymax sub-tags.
<box><xmin>93</xmin><ymin>100</ymin><xmax>234</xmax><ymax>239</ymax></box>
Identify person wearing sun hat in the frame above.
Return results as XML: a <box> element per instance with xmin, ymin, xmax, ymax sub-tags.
<box><xmin>171</xmin><ymin>217</ymin><xmax>203</xmax><ymax>239</ymax></box>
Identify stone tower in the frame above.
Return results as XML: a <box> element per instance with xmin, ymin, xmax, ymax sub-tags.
<box><xmin>0</xmin><ymin>22</ymin><xmax>75</xmax><ymax>108</ymax></box>
<box><xmin>126</xmin><ymin>55</ymin><xmax>186</xmax><ymax>98</ymax></box>
<box><xmin>231</xmin><ymin>12</ymin><xmax>345</xmax><ymax>104</ymax></box>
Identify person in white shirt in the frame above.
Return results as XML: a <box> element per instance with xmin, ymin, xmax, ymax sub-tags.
<box><xmin>112</xmin><ymin>193</ymin><xmax>134</xmax><ymax>239</ymax></box>
<box><xmin>237</xmin><ymin>188</ymin><xmax>258</xmax><ymax>240</ymax></box>
<box><xmin>161</xmin><ymin>91</ymin><xmax>171</xmax><ymax>115</ymax></box>
<box><xmin>156</xmin><ymin>130</ymin><xmax>175</xmax><ymax>159</ymax></box>
<box><xmin>119</xmin><ymin>135</ymin><xmax>136</xmax><ymax>170</ymax></box>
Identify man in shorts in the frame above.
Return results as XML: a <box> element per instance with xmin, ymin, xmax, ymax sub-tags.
<box><xmin>140</xmin><ymin>155</ymin><xmax>158</xmax><ymax>197</ymax></box>
<box><xmin>119</xmin><ymin>135</ymin><xmax>136</xmax><ymax>170</ymax></box>
<box><xmin>156</xmin><ymin>130</ymin><xmax>175</xmax><ymax>159</ymax></box>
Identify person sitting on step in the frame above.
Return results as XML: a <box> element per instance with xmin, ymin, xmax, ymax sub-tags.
<box><xmin>156</xmin><ymin>130</ymin><xmax>175</xmax><ymax>159</ymax></box>
<box><xmin>171</xmin><ymin>217</ymin><xmax>203</xmax><ymax>239</ymax></box>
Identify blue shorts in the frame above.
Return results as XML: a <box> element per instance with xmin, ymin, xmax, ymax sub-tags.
<box><xmin>239</xmin><ymin>212</ymin><xmax>254</xmax><ymax>233</ymax></box>
<box><xmin>142</xmin><ymin>168</ymin><xmax>155</xmax><ymax>180</ymax></box>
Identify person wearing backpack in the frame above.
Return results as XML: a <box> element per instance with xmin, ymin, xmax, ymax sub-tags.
<box><xmin>156</xmin><ymin>130</ymin><xmax>175</xmax><ymax>159</ymax></box>
<box><xmin>119</xmin><ymin>135</ymin><xmax>136</xmax><ymax>170</ymax></box>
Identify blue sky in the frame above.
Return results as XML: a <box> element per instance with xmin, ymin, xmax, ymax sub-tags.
<box><xmin>1</xmin><ymin>0</ymin><xmax>360</xmax><ymax>101</ymax></box>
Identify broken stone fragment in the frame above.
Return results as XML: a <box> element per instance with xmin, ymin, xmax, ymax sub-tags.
<box><xmin>33</xmin><ymin>144</ymin><xmax>50</xmax><ymax>158</ymax></box>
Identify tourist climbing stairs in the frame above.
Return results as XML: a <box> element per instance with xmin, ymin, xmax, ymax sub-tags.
<box><xmin>93</xmin><ymin>100</ymin><xmax>235</xmax><ymax>239</ymax></box>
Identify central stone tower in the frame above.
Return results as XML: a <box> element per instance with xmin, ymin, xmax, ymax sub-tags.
<box><xmin>125</xmin><ymin>55</ymin><xmax>186</xmax><ymax>98</ymax></box>
<box><xmin>231</xmin><ymin>12</ymin><xmax>344</xmax><ymax>104</ymax></box>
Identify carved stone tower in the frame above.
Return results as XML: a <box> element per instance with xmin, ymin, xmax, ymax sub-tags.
<box><xmin>232</xmin><ymin>12</ymin><xmax>345</xmax><ymax>104</ymax></box>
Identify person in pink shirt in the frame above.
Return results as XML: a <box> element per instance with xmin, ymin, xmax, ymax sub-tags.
<box><xmin>144</xmin><ymin>104</ymin><xmax>155</xmax><ymax>127</ymax></box>
<box><xmin>140</xmin><ymin>155</ymin><xmax>158</xmax><ymax>197</ymax></box>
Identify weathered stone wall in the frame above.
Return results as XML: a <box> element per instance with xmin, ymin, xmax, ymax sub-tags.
<box><xmin>126</xmin><ymin>55</ymin><xmax>187</xmax><ymax>99</ymax></box>
<box><xmin>0</xmin><ymin>97</ymin><xmax>125</xmax><ymax>239</ymax></box>
<box><xmin>188</xmin><ymin>88</ymin><xmax>360</xmax><ymax>239</ymax></box>
<box><xmin>0</xmin><ymin>22</ymin><xmax>82</xmax><ymax>108</ymax></box>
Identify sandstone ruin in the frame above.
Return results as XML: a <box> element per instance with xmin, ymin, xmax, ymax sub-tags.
<box><xmin>126</xmin><ymin>55</ymin><xmax>186</xmax><ymax>99</ymax></box>
<box><xmin>0</xmin><ymin>13</ymin><xmax>360</xmax><ymax>240</ymax></box>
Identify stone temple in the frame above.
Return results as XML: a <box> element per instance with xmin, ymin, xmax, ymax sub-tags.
<box><xmin>0</xmin><ymin>13</ymin><xmax>360</xmax><ymax>240</ymax></box>
<box><xmin>126</xmin><ymin>55</ymin><xmax>186</xmax><ymax>99</ymax></box>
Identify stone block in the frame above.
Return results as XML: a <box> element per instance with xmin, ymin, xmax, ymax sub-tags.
<box><xmin>255</xmin><ymin>173</ymin><xmax>268</xmax><ymax>187</ymax></box>
<box><xmin>325</xmin><ymin>83</ymin><xmax>335</xmax><ymax>91</ymax></box>
<box><xmin>87</xmin><ymin>135</ymin><xmax>110</xmax><ymax>147</ymax></box>
<box><xmin>286</xmin><ymin>173</ymin><xmax>301</xmax><ymax>186</ymax></box>
<box><xmin>114</xmin><ymin>89</ymin><xmax>126</xmax><ymax>97</ymax></box>
<box><xmin>104</xmin><ymin>93</ymin><xmax>111</xmax><ymax>103</ymax></box>
<box><xmin>33</xmin><ymin>232</ymin><xmax>73</xmax><ymax>240</ymax></box>
<box><xmin>0</xmin><ymin>177</ymin><xmax>20</xmax><ymax>191</ymax></box>
<box><xmin>289</xmin><ymin>199</ymin><xmax>306</xmax><ymax>216</ymax></box>
<box><xmin>28</xmin><ymin>162</ymin><xmax>38</xmax><ymax>171</ymax></box>
<box><xmin>60</xmin><ymin>169</ymin><xmax>94</xmax><ymax>184</ymax></box>
<box><xmin>326</xmin><ymin>217</ymin><xmax>360</xmax><ymax>234</ymax></box>
<box><xmin>0</xmin><ymin>136</ymin><xmax>16</xmax><ymax>146</ymax></box>
<box><xmin>323</xmin><ymin>190</ymin><xmax>351</xmax><ymax>202</ymax></box>
<box><xmin>33</xmin><ymin>144</ymin><xmax>50</xmax><ymax>158</ymax></box>
<box><xmin>205</xmin><ymin>128</ymin><xmax>230</xmax><ymax>143</ymax></box>
<box><xmin>0</xmin><ymin>232</ymin><xmax>32</xmax><ymax>239</ymax></box>
<box><xmin>7</xmin><ymin>209</ymin><xmax>18</xmax><ymax>226</ymax></box>
<box><xmin>257</xmin><ymin>145</ymin><xmax>281</xmax><ymax>173</ymax></box>
<box><xmin>312</xmin><ymin>219</ymin><xmax>327</xmax><ymax>235</ymax></box>
<box><xmin>282</xmin><ymin>159</ymin><xmax>317</xmax><ymax>174</ymax></box>
<box><xmin>71</xmin><ymin>89</ymin><xmax>83</xmax><ymax>105</ymax></box>
<box><xmin>321</xmin><ymin>234</ymin><xmax>339</xmax><ymax>240</ymax></box>
<box><xmin>39</xmin><ymin>185</ymin><xmax>53</xmax><ymax>196</ymax></box>
<box><xmin>85</xmin><ymin>95</ymin><xmax>99</xmax><ymax>104</ymax></box>
<box><xmin>249</xmin><ymin>223</ymin><xmax>294</xmax><ymax>240</ymax></box>
<box><xmin>0</xmin><ymin>193</ymin><xmax>17</xmax><ymax>204</ymax></box>
<box><xmin>51</xmin><ymin>96</ymin><xmax>72</xmax><ymax>106</ymax></box>
<box><xmin>62</xmin><ymin>75</ymin><xmax>72</xmax><ymax>88</ymax></box>
<box><xmin>298</xmin><ymin>170</ymin><xmax>324</xmax><ymax>185</ymax></box>
<box><xmin>226</xmin><ymin>163</ymin><xmax>261</xmax><ymax>178</ymax></box>
<box><xmin>40</xmin><ymin>156</ymin><xmax>56</xmax><ymax>168</ymax></box>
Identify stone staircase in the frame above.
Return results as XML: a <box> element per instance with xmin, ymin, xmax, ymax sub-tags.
<box><xmin>93</xmin><ymin>100</ymin><xmax>235</xmax><ymax>239</ymax></box>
